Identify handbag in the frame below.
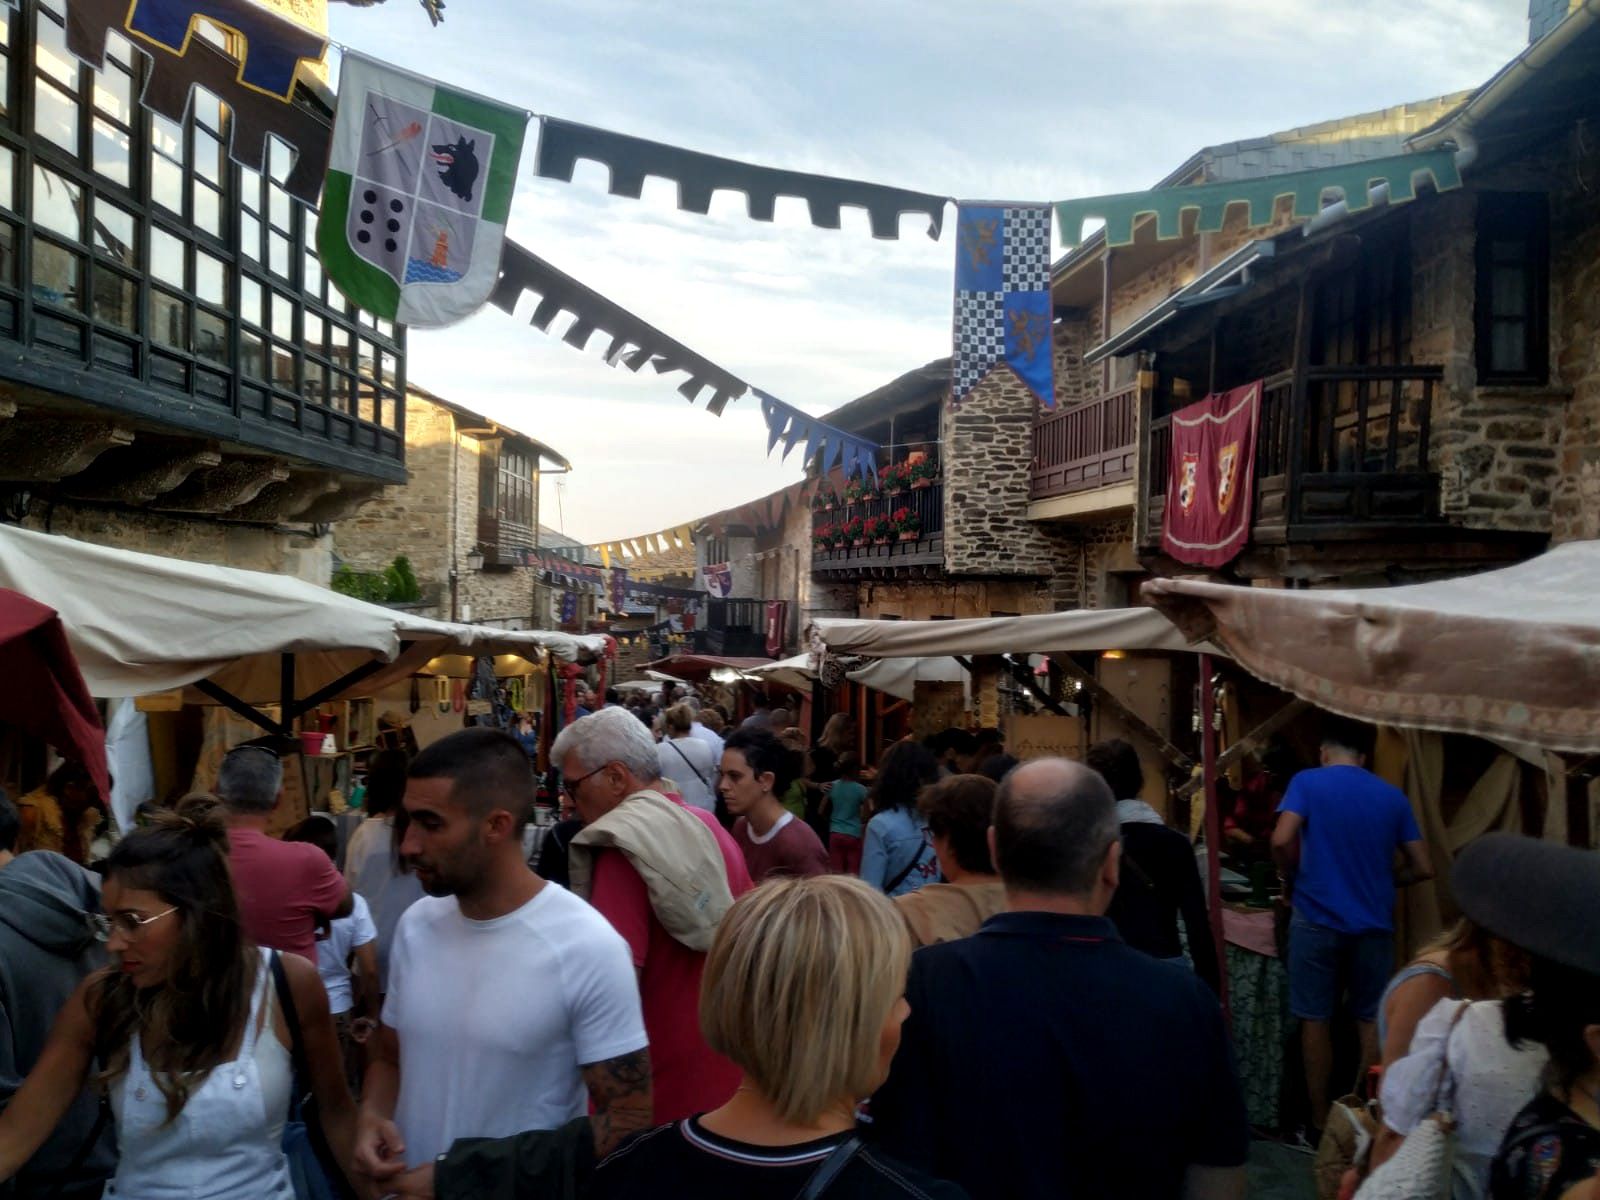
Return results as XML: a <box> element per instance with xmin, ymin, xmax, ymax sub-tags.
<box><xmin>796</xmin><ymin>1136</ymin><xmax>863</xmax><ymax>1199</ymax></box>
<box><xmin>269</xmin><ymin>952</ymin><xmax>359</xmax><ymax>1200</ymax></box>
<box><xmin>1352</xmin><ymin>1001</ymin><xmax>1471</xmax><ymax>1200</ymax></box>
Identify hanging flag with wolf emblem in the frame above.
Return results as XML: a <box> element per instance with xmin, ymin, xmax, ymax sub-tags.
<box><xmin>951</xmin><ymin>202</ymin><xmax>1054</xmax><ymax>408</ymax></box>
<box><xmin>319</xmin><ymin>52</ymin><xmax>527</xmax><ymax>327</ymax></box>
<box><xmin>1161</xmin><ymin>380</ymin><xmax>1262</xmax><ymax>568</ymax></box>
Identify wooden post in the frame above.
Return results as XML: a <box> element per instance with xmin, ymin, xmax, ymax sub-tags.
<box><xmin>1200</xmin><ymin>653</ymin><xmax>1231</xmax><ymax>1022</ymax></box>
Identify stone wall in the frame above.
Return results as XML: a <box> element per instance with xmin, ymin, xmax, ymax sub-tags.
<box><xmin>333</xmin><ymin>391</ymin><xmax>545</xmax><ymax>626</ymax></box>
<box><xmin>1550</xmin><ymin>135</ymin><xmax>1600</xmax><ymax>542</ymax></box>
<box><xmin>336</xmin><ymin>396</ymin><xmax>453</xmax><ymax>614</ymax></box>
<box><xmin>27</xmin><ymin>502</ymin><xmax>331</xmax><ymax>583</ymax></box>
<box><xmin>944</xmin><ymin>330</ymin><xmax>1083</xmax><ymax>580</ymax></box>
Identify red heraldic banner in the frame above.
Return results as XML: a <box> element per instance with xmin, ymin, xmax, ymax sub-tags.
<box><xmin>1161</xmin><ymin>380</ymin><xmax>1262</xmax><ymax>568</ymax></box>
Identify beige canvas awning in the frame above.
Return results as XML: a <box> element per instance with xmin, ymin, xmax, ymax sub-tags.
<box><xmin>812</xmin><ymin>606</ymin><xmax>1208</xmax><ymax>659</ymax></box>
<box><xmin>748</xmin><ymin>653</ymin><xmax>968</xmax><ymax>703</ymax></box>
<box><xmin>1143</xmin><ymin>541</ymin><xmax>1600</xmax><ymax>753</ymax></box>
<box><xmin>0</xmin><ymin>526</ymin><xmax>607</xmax><ymax>706</ymax></box>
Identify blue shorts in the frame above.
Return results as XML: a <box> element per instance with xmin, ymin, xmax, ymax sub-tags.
<box><xmin>1287</xmin><ymin>912</ymin><xmax>1394</xmax><ymax>1023</ymax></box>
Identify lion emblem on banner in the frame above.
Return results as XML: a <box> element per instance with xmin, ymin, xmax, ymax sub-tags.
<box><xmin>1177</xmin><ymin>452</ymin><xmax>1200</xmax><ymax>512</ymax></box>
<box><xmin>1216</xmin><ymin>440</ymin><xmax>1241</xmax><ymax>514</ymax></box>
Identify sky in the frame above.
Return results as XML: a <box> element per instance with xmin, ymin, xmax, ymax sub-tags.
<box><xmin>328</xmin><ymin>0</ymin><xmax>1527</xmax><ymax>545</ymax></box>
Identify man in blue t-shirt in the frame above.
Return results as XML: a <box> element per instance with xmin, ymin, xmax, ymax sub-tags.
<box><xmin>1272</xmin><ymin>716</ymin><xmax>1433</xmax><ymax>1134</ymax></box>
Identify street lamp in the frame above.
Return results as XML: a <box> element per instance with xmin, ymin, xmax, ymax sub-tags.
<box><xmin>466</xmin><ymin>546</ymin><xmax>485</xmax><ymax>572</ymax></box>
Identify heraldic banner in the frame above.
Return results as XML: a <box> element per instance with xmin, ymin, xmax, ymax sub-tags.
<box><xmin>952</xmin><ymin>203</ymin><xmax>1053</xmax><ymax>408</ymax></box>
<box><xmin>319</xmin><ymin>52</ymin><xmax>527</xmax><ymax>328</ymax></box>
<box><xmin>1161</xmin><ymin>380</ymin><xmax>1262</xmax><ymax>568</ymax></box>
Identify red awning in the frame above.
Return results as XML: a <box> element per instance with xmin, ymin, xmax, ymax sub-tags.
<box><xmin>0</xmin><ymin>589</ymin><xmax>109</xmax><ymax>798</ymax></box>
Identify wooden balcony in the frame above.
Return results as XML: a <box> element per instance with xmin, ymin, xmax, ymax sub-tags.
<box><xmin>703</xmin><ymin>598</ymin><xmax>772</xmax><ymax>658</ymax></box>
<box><xmin>812</xmin><ymin>480</ymin><xmax>944</xmax><ymax>576</ymax></box>
<box><xmin>1030</xmin><ymin>382</ymin><xmax>1139</xmax><ymax>503</ymax></box>
<box><xmin>1141</xmin><ymin>364</ymin><xmax>1448</xmax><ymax>555</ymax></box>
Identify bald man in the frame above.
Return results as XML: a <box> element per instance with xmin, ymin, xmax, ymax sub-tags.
<box><xmin>870</xmin><ymin>759</ymin><xmax>1249</xmax><ymax>1200</ymax></box>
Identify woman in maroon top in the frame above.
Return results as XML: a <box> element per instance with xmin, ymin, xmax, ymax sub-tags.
<box><xmin>720</xmin><ymin>729</ymin><xmax>828</xmax><ymax>883</ymax></box>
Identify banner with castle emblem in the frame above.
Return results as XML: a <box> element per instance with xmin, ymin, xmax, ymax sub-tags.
<box><xmin>1162</xmin><ymin>381</ymin><xmax>1261</xmax><ymax>568</ymax></box>
<box><xmin>319</xmin><ymin>52</ymin><xmax>527</xmax><ymax>327</ymax></box>
<box><xmin>951</xmin><ymin>202</ymin><xmax>1053</xmax><ymax>408</ymax></box>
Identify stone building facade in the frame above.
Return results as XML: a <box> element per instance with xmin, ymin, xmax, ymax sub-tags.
<box><xmin>333</xmin><ymin>385</ymin><xmax>566</xmax><ymax>627</ymax></box>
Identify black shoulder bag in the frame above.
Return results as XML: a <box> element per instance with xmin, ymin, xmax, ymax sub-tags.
<box><xmin>269</xmin><ymin>952</ymin><xmax>359</xmax><ymax>1200</ymax></box>
<box><xmin>666</xmin><ymin>738</ymin><xmax>714</xmax><ymax>792</ymax></box>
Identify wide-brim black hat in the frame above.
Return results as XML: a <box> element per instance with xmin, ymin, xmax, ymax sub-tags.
<box><xmin>1453</xmin><ymin>833</ymin><xmax>1600</xmax><ymax>977</ymax></box>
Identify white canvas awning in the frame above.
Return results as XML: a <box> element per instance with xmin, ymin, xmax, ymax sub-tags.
<box><xmin>748</xmin><ymin>653</ymin><xmax>969</xmax><ymax>704</ymax></box>
<box><xmin>1143</xmin><ymin>540</ymin><xmax>1600</xmax><ymax>753</ymax></box>
<box><xmin>812</xmin><ymin>606</ymin><xmax>1209</xmax><ymax>660</ymax></box>
<box><xmin>0</xmin><ymin>526</ymin><xmax>608</xmax><ymax>704</ymax></box>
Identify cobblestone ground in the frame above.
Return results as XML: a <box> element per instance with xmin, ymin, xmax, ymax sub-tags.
<box><xmin>1248</xmin><ymin>1140</ymin><xmax>1317</xmax><ymax>1200</ymax></box>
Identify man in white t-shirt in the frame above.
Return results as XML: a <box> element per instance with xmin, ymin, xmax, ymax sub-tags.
<box><xmin>354</xmin><ymin>728</ymin><xmax>651</xmax><ymax>1195</ymax></box>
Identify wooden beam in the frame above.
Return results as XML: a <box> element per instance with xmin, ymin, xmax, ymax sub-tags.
<box><xmin>1005</xmin><ymin>656</ymin><xmax>1072</xmax><ymax>717</ymax></box>
<box><xmin>0</xmin><ymin>417</ymin><xmax>132</xmax><ymax>482</ymax></box>
<box><xmin>1177</xmin><ymin>697</ymin><xmax>1311</xmax><ymax>799</ymax></box>
<box><xmin>1200</xmin><ymin>654</ymin><xmax>1230</xmax><ymax>1023</ymax></box>
<box><xmin>1052</xmin><ymin>654</ymin><xmax>1193</xmax><ymax>775</ymax></box>
<box><xmin>154</xmin><ymin>459</ymin><xmax>289</xmax><ymax>513</ymax></box>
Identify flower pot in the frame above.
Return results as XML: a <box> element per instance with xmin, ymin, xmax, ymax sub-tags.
<box><xmin>898</xmin><ymin>531</ymin><xmax>918</xmax><ymax>542</ymax></box>
<box><xmin>872</xmin><ymin>538</ymin><xmax>890</xmax><ymax>546</ymax></box>
<box><xmin>911</xmin><ymin>478</ymin><xmax>931</xmax><ymax>490</ymax></box>
<box><xmin>851</xmin><ymin>538</ymin><xmax>865</xmax><ymax>548</ymax></box>
<box><xmin>299</xmin><ymin>729</ymin><xmax>327</xmax><ymax>757</ymax></box>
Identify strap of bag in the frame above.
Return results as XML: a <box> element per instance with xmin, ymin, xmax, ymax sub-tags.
<box><xmin>668</xmin><ymin>738</ymin><xmax>713</xmax><ymax>790</ymax></box>
<box><xmin>1427</xmin><ymin>1000</ymin><xmax>1472</xmax><ymax>1115</ymax></box>
<box><xmin>884</xmin><ymin>839</ymin><xmax>931</xmax><ymax>894</ymax></box>
<box><xmin>796</xmin><ymin>1136</ymin><xmax>863</xmax><ymax>1200</ymax></box>
<box><xmin>268</xmin><ymin>950</ymin><xmax>310</xmax><ymax>1087</ymax></box>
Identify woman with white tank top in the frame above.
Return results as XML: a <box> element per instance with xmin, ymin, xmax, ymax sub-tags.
<box><xmin>0</xmin><ymin>795</ymin><xmax>358</xmax><ymax>1199</ymax></box>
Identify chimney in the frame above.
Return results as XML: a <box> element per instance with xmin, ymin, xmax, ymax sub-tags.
<box><xmin>1528</xmin><ymin>0</ymin><xmax>1579</xmax><ymax>42</ymax></box>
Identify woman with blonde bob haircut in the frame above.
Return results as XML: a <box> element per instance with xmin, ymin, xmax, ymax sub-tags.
<box><xmin>588</xmin><ymin>876</ymin><xmax>968</xmax><ymax>1198</ymax></box>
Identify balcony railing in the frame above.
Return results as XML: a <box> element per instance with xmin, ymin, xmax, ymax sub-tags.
<box><xmin>812</xmin><ymin>479</ymin><xmax>944</xmax><ymax>574</ymax></box>
<box><xmin>1030</xmin><ymin>381</ymin><xmax>1138</xmax><ymax>501</ymax></box>
<box><xmin>1143</xmin><ymin>364</ymin><xmax>1441</xmax><ymax>549</ymax></box>
<box><xmin>703</xmin><ymin>598</ymin><xmax>770</xmax><ymax>657</ymax></box>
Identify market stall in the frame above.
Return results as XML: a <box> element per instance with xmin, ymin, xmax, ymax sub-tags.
<box><xmin>0</xmin><ymin>525</ymin><xmax>609</xmax><ymax>821</ymax></box>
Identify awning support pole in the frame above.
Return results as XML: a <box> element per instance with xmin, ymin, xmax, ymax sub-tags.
<box><xmin>279</xmin><ymin>654</ymin><xmax>295</xmax><ymax>735</ymax></box>
<box><xmin>1051</xmin><ymin>654</ymin><xmax>1195</xmax><ymax>776</ymax></box>
<box><xmin>1199</xmin><ymin>653</ymin><xmax>1231</xmax><ymax>1025</ymax></box>
<box><xmin>282</xmin><ymin>656</ymin><xmax>395</xmax><ymax>723</ymax></box>
<box><xmin>1176</xmin><ymin>697</ymin><xmax>1311</xmax><ymax>800</ymax></box>
<box><xmin>1004</xmin><ymin>657</ymin><xmax>1073</xmax><ymax>717</ymax></box>
<box><xmin>193</xmin><ymin>680</ymin><xmax>289</xmax><ymax>739</ymax></box>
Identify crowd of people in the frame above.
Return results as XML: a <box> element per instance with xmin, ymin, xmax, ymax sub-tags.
<box><xmin>0</xmin><ymin>694</ymin><xmax>1596</xmax><ymax>1200</ymax></box>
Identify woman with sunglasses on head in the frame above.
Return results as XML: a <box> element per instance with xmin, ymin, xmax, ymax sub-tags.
<box><xmin>0</xmin><ymin>794</ymin><xmax>359</xmax><ymax>1199</ymax></box>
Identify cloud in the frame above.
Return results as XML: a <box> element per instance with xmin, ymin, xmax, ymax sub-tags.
<box><xmin>332</xmin><ymin>0</ymin><xmax>1522</xmax><ymax>542</ymax></box>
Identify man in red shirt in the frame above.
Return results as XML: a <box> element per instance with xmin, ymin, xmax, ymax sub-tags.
<box><xmin>217</xmin><ymin>743</ymin><xmax>351</xmax><ymax>962</ymax></box>
<box><xmin>552</xmin><ymin>708</ymin><xmax>750</xmax><ymax>1123</ymax></box>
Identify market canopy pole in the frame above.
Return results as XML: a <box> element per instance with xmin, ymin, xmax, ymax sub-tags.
<box><xmin>1199</xmin><ymin>653</ymin><xmax>1230</xmax><ymax>1026</ymax></box>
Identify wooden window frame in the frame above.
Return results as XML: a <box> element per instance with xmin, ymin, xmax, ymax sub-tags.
<box><xmin>1474</xmin><ymin>191</ymin><xmax>1549</xmax><ymax>387</ymax></box>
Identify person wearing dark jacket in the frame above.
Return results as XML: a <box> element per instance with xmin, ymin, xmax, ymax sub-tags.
<box><xmin>1088</xmin><ymin>739</ymin><xmax>1222</xmax><ymax>996</ymax></box>
<box><xmin>0</xmin><ymin>849</ymin><xmax>116</xmax><ymax>1198</ymax></box>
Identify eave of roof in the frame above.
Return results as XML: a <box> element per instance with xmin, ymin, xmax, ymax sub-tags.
<box><xmin>407</xmin><ymin>382</ymin><xmax>573</xmax><ymax>471</ymax></box>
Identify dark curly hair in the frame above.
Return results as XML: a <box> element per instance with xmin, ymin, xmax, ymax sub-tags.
<box><xmin>724</xmin><ymin>727</ymin><xmax>802</xmax><ymax>797</ymax></box>
<box><xmin>870</xmin><ymin>741</ymin><xmax>941</xmax><ymax>814</ymax></box>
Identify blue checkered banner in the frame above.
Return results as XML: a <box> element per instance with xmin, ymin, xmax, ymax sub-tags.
<box><xmin>952</xmin><ymin>203</ymin><xmax>1054</xmax><ymax>408</ymax></box>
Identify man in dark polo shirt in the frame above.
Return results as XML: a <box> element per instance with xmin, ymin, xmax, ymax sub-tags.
<box><xmin>869</xmin><ymin>758</ymin><xmax>1249</xmax><ymax>1200</ymax></box>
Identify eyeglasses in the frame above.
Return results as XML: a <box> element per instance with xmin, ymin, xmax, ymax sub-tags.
<box><xmin>561</xmin><ymin>764</ymin><xmax>611</xmax><ymax>799</ymax></box>
<box><xmin>89</xmin><ymin>907</ymin><xmax>178</xmax><ymax>943</ymax></box>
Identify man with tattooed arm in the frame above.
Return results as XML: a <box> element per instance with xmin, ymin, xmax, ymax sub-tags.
<box><xmin>354</xmin><ymin>728</ymin><xmax>652</xmax><ymax>1196</ymax></box>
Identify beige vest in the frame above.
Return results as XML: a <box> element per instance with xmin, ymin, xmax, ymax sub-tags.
<box><xmin>568</xmin><ymin>790</ymin><xmax>733</xmax><ymax>952</ymax></box>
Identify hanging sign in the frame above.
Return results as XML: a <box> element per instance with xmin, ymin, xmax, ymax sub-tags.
<box><xmin>952</xmin><ymin>202</ymin><xmax>1054</xmax><ymax>408</ymax></box>
<box><xmin>1161</xmin><ymin>380</ymin><xmax>1262</xmax><ymax>568</ymax></box>
<box><xmin>320</xmin><ymin>52</ymin><xmax>528</xmax><ymax>327</ymax></box>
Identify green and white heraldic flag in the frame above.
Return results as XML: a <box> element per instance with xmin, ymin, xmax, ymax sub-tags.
<box><xmin>318</xmin><ymin>52</ymin><xmax>527</xmax><ymax>328</ymax></box>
